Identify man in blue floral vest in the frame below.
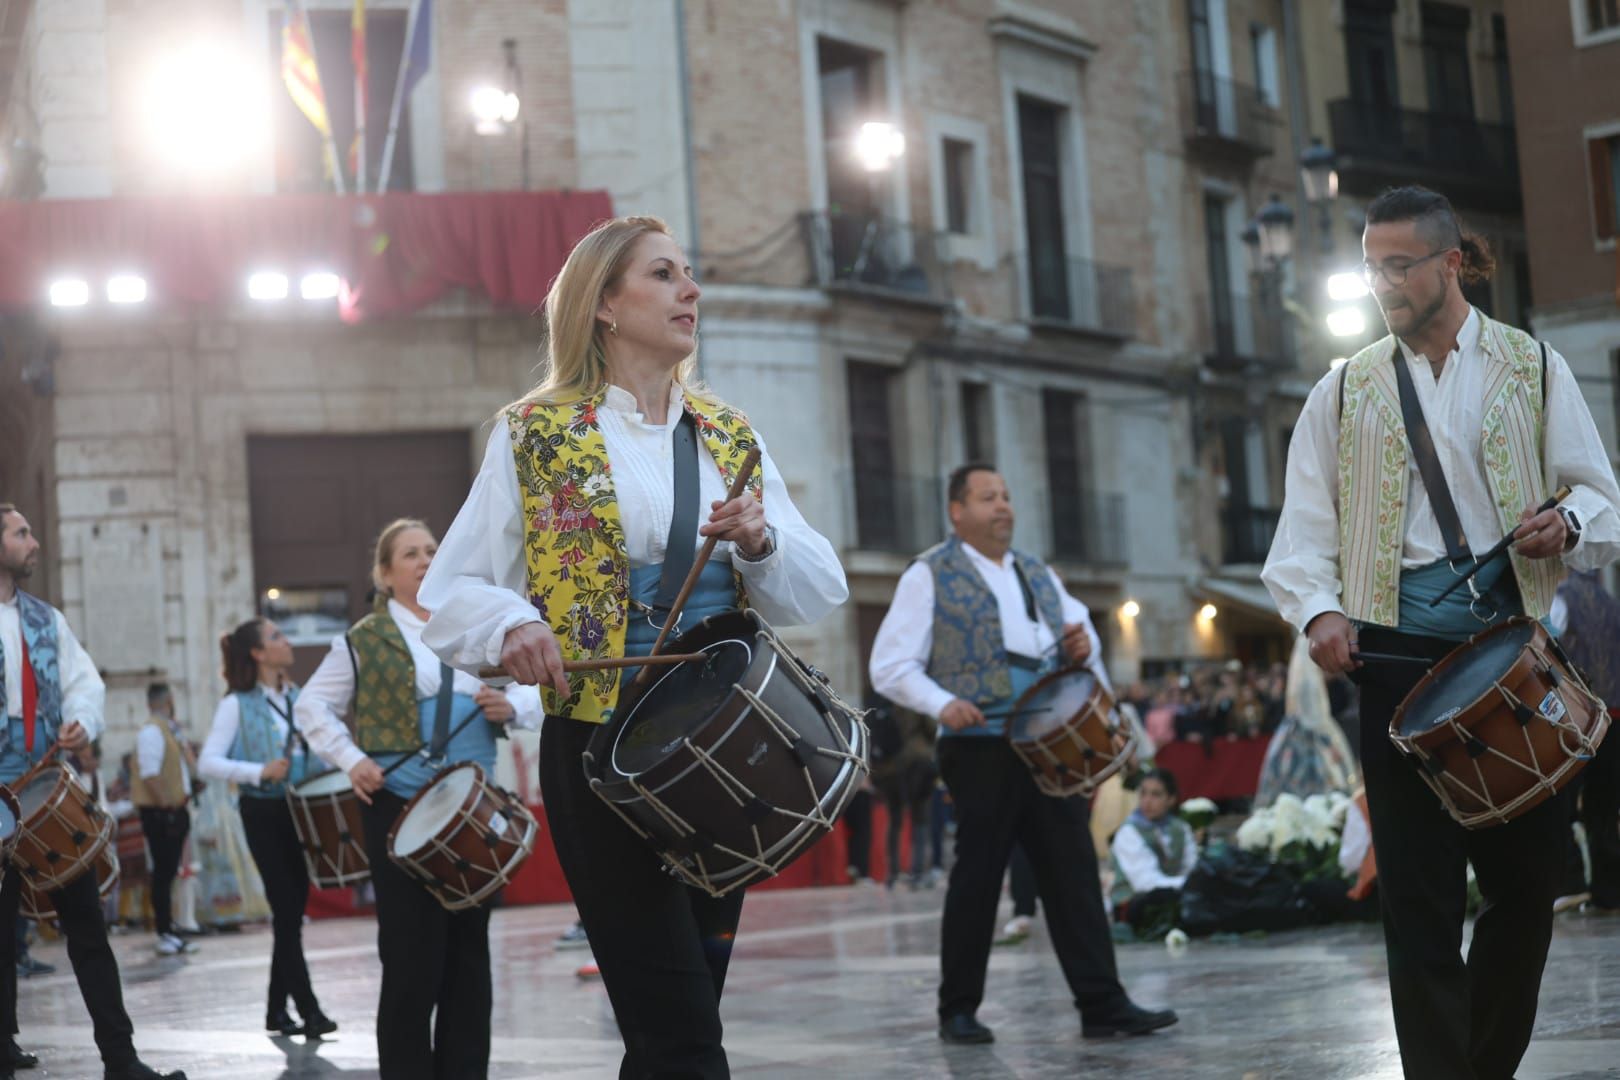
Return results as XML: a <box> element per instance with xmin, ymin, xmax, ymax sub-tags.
<box><xmin>870</xmin><ymin>465</ymin><xmax>1177</xmax><ymax>1045</ymax></box>
<box><xmin>0</xmin><ymin>504</ymin><xmax>186</xmax><ymax>1080</ymax></box>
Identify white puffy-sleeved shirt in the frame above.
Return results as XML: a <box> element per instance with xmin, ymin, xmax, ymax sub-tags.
<box><xmin>1263</xmin><ymin>310</ymin><xmax>1620</xmax><ymax>632</ymax></box>
<box><xmin>0</xmin><ymin>592</ymin><xmax>104</xmax><ymax>740</ymax></box>
<box><xmin>293</xmin><ymin>600</ymin><xmax>544</xmax><ymax>775</ymax></box>
<box><xmin>868</xmin><ymin>540</ymin><xmax>1109</xmax><ymax>721</ymax></box>
<box><xmin>418</xmin><ymin>383</ymin><xmax>848</xmax><ymax>672</ymax></box>
<box><xmin>1113</xmin><ymin>818</ymin><xmax>1199</xmax><ymax>893</ymax></box>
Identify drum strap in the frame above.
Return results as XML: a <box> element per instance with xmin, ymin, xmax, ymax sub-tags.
<box><xmin>1392</xmin><ymin>342</ymin><xmax>1471</xmax><ymax>561</ymax></box>
<box><xmin>652</xmin><ymin>411</ymin><xmax>701</xmax><ymax>614</ymax></box>
<box><xmin>429</xmin><ymin>663</ymin><xmax>455</xmax><ymax>759</ymax></box>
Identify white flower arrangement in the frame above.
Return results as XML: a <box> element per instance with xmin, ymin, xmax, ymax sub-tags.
<box><xmin>1181</xmin><ymin>797</ymin><xmax>1218</xmax><ymax>817</ymax></box>
<box><xmin>1233</xmin><ymin>789</ymin><xmax>1350</xmax><ymax>877</ymax></box>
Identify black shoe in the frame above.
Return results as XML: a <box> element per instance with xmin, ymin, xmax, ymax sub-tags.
<box><xmin>938</xmin><ymin>1013</ymin><xmax>995</xmax><ymax>1044</ymax></box>
<box><xmin>266</xmin><ymin>1009</ymin><xmax>301</xmax><ymax>1036</ymax></box>
<box><xmin>1082</xmin><ymin>1001</ymin><xmax>1179</xmax><ymax>1038</ymax></box>
<box><xmin>300</xmin><ymin>1011</ymin><xmax>338</xmax><ymax>1038</ymax></box>
<box><xmin>5</xmin><ymin>1042</ymin><xmax>36</xmax><ymax>1070</ymax></box>
<box><xmin>103</xmin><ymin>1062</ymin><xmax>186</xmax><ymax>1080</ymax></box>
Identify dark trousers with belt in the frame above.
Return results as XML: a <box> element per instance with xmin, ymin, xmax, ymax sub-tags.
<box><xmin>540</xmin><ymin>717</ymin><xmax>745</xmax><ymax>1080</ymax></box>
<box><xmin>935</xmin><ymin>736</ymin><xmax>1125</xmax><ymax>1023</ymax></box>
<box><xmin>1572</xmin><ymin>710</ymin><xmax>1620</xmax><ymax>907</ymax></box>
<box><xmin>1358</xmin><ymin>625</ymin><xmax>1568</xmax><ymax>1080</ymax></box>
<box><xmin>360</xmin><ymin>789</ymin><xmax>492</xmax><ymax>1080</ymax></box>
<box><xmin>138</xmin><ymin>805</ymin><xmax>189</xmax><ymax>937</ymax></box>
<box><xmin>0</xmin><ymin>857</ymin><xmax>137</xmax><ymax>1067</ymax></box>
<box><xmin>239</xmin><ymin>794</ymin><xmax>321</xmax><ymax>1020</ymax></box>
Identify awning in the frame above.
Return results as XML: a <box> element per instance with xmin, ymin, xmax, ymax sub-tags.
<box><xmin>1196</xmin><ymin>576</ymin><xmax>1289</xmax><ymax>625</ymax></box>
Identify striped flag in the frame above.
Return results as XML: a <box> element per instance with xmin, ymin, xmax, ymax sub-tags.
<box><xmin>351</xmin><ymin>0</ymin><xmax>368</xmax><ymax>191</ymax></box>
<box><xmin>281</xmin><ymin>0</ymin><xmax>330</xmax><ymax>138</ymax></box>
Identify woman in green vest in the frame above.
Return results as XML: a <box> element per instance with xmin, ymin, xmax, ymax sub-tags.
<box><xmin>198</xmin><ymin>617</ymin><xmax>335</xmax><ymax>1039</ymax></box>
<box><xmin>1109</xmin><ymin>769</ymin><xmax>1198</xmax><ymax>937</ymax></box>
<box><xmin>418</xmin><ymin>215</ymin><xmax>848</xmax><ymax>1079</ymax></box>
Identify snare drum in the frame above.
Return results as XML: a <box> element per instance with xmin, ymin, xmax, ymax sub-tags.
<box><xmin>386</xmin><ymin>762</ymin><xmax>537</xmax><ymax>912</ymax></box>
<box><xmin>21</xmin><ymin>841</ymin><xmax>119</xmax><ymax>922</ymax></box>
<box><xmin>286</xmin><ymin>770</ymin><xmax>370</xmax><ymax>888</ymax></box>
<box><xmin>583</xmin><ymin>609</ymin><xmax>869</xmax><ymax>898</ymax></box>
<box><xmin>11</xmin><ymin>762</ymin><xmax>113</xmax><ymax>893</ymax></box>
<box><xmin>1006</xmin><ymin>666</ymin><xmax>1137</xmax><ymax>798</ymax></box>
<box><xmin>1390</xmin><ymin>616</ymin><xmax>1609</xmax><ymax>828</ymax></box>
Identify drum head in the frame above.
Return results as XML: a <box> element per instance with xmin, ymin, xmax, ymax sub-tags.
<box><xmin>16</xmin><ymin>771</ymin><xmax>56</xmax><ymax>819</ymax></box>
<box><xmin>1008</xmin><ymin>669</ymin><xmax>1099</xmax><ymax>742</ymax></box>
<box><xmin>1399</xmin><ymin>620</ymin><xmax>1538</xmax><ymax>736</ymax></box>
<box><xmin>393</xmin><ymin>765</ymin><xmax>478</xmax><ymax>855</ymax></box>
<box><xmin>614</xmin><ymin>638</ymin><xmax>755</xmax><ymax>775</ymax></box>
<box><xmin>293</xmin><ymin>769</ymin><xmax>352</xmax><ymax>797</ymax></box>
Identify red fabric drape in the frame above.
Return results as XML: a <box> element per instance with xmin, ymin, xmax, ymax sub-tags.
<box><xmin>1154</xmin><ymin>735</ymin><xmax>1274</xmax><ymax>801</ymax></box>
<box><xmin>0</xmin><ymin>190</ymin><xmax>612</xmax><ymax>322</ymax></box>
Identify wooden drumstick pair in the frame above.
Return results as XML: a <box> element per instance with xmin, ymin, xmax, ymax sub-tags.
<box><xmin>480</xmin><ymin>446</ymin><xmax>764</xmax><ymax>685</ymax></box>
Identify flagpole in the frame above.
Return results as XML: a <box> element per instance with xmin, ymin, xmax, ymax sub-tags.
<box><xmin>293</xmin><ymin>0</ymin><xmax>348</xmax><ymax>195</ymax></box>
<box><xmin>377</xmin><ymin>0</ymin><xmax>421</xmax><ymax>193</ymax></box>
<box><xmin>354</xmin><ymin>0</ymin><xmax>368</xmax><ymax>193</ymax></box>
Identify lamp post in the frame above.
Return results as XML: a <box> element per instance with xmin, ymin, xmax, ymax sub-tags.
<box><xmin>1299</xmin><ymin>137</ymin><xmax>1339</xmax><ymax>258</ymax></box>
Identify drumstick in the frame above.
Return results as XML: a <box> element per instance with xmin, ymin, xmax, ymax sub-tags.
<box><xmin>1350</xmin><ymin>651</ymin><xmax>1433</xmax><ymax>667</ymax></box>
<box><xmin>1428</xmin><ymin>485</ymin><xmax>1572</xmax><ymax>608</ymax></box>
<box><xmin>639</xmin><ymin>447</ymin><xmax>763</xmax><ymax>681</ymax></box>
<box><xmin>477</xmin><ymin>653</ymin><xmax>704</xmax><ymax>681</ymax></box>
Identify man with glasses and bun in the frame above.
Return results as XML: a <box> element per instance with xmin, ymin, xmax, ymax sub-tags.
<box><xmin>1263</xmin><ymin>185</ymin><xmax>1620</xmax><ymax>1079</ymax></box>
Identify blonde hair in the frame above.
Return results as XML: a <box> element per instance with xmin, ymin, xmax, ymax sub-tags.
<box><xmin>372</xmin><ymin>518</ymin><xmax>432</xmax><ymax>593</ymax></box>
<box><xmin>514</xmin><ymin>215</ymin><xmax>713</xmax><ymax>407</ymax></box>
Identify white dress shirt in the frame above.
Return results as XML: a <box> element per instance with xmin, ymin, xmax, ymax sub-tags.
<box><xmin>419</xmin><ymin>383</ymin><xmax>848</xmax><ymax>671</ymax></box>
<box><xmin>199</xmin><ymin>683</ymin><xmax>297</xmax><ymax>787</ymax></box>
<box><xmin>294</xmin><ymin>599</ymin><xmax>544</xmax><ymax>775</ymax></box>
<box><xmin>0</xmin><ymin>591</ymin><xmax>105</xmax><ymax>739</ymax></box>
<box><xmin>1113</xmin><ymin>819</ymin><xmax>1199</xmax><ymax>893</ymax></box>
<box><xmin>137</xmin><ymin>717</ymin><xmax>192</xmax><ymax>792</ymax></box>
<box><xmin>1263</xmin><ymin>310</ymin><xmax>1620</xmax><ymax>631</ymax></box>
<box><xmin>868</xmin><ymin>540</ymin><xmax>1108</xmax><ymax>721</ymax></box>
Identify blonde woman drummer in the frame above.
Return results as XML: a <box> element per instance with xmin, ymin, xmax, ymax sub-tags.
<box><xmin>197</xmin><ymin>617</ymin><xmax>335</xmax><ymax>1039</ymax></box>
<box><xmin>293</xmin><ymin>519</ymin><xmax>542</xmax><ymax>1080</ymax></box>
<box><xmin>419</xmin><ymin>215</ymin><xmax>847</xmax><ymax>1079</ymax></box>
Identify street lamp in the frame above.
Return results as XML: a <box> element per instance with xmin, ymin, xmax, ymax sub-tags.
<box><xmin>1299</xmin><ymin>137</ymin><xmax>1339</xmax><ymax>255</ymax></box>
<box><xmin>1253</xmin><ymin>194</ymin><xmax>1296</xmax><ymax>264</ymax></box>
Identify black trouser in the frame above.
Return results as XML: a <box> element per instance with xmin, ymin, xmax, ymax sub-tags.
<box><xmin>1572</xmin><ymin>709</ymin><xmax>1620</xmax><ymax>907</ymax></box>
<box><xmin>138</xmin><ymin>805</ymin><xmax>189</xmax><ymax>937</ymax></box>
<box><xmin>1009</xmin><ymin>845</ymin><xmax>1037</xmax><ymax>918</ymax></box>
<box><xmin>935</xmin><ymin>736</ymin><xmax>1125</xmax><ymax>1024</ymax></box>
<box><xmin>1358</xmin><ymin>625</ymin><xmax>1568</xmax><ymax>1080</ymax></box>
<box><xmin>844</xmin><ymin>788</ymin><xmax>873</xmax><ymax>878</ymax></box>
<box><xmin>239</xmin><ymin>795</ymin><xmax>321</xmax><ymax>1021</ymax></box>
<box><xmin>881</xmin><ymin>787</ymin><xmax>931</xmax><ymax>886</ymax></box>
<box><xmin>540</xmin><ymin>717</ymin><xmax>744</xmax><ymax>1080</ymax></box>
<box><xmin>360</xmin><ymin>789</ymin><xmax>492</xmax><ymax>1080</ymax></box>
<box><xmin>0</xmin><ymin>855</ymin><xmax>137</xmax><ymax>1067</ymax></box>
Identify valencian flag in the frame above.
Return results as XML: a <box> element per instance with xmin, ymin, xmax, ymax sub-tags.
<box><xmin>281</xmin><ymin>0</ymin><xmax>345</xmax><ymax>192</ymax></box>
<box><xmin>351</xmin><ymin>0</ymin><xmax>368</xmax><ymax>191</ymax></box>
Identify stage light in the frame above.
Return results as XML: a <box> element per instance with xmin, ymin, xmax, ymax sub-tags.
<box><xmin>1121</xmin><ymin>600</ymin><xmax>1141</xmax><ymax>619</ymax></box>
<box><xmin>49</xmin><ymin>278</ymin><xmax>90</xmax><ymax>307</ymax></box>
<box><xmin>265</xmin><ymin>587</ymin><xmax>282</xmax><ymax>601</ymax></box>
<box><xmin>1326</xmin><ymin>271</ymin><xmax>1369</xmax><ymax>302</ymax></box>
<box><xmin>300</xmin><ymin>272</ymin><xmax>341</xmax><ymax>300</ymax></box>
<box><xmin>248</xmin><ymin>272</ymin><xmax>289</xmax><ymax>301</ymax></box>
<box><xmin>107</xmin><ymin>275</ymin><xmax>148</xmax><ymax>304</ymax></box>
<box><xmin>471</xmin><ymin>86</ymin><xmax>520</xmax><ymax>135</ymax></box>
<box><xmin>854</xmin><ymin>121</ymin><xmax>906</xmax><ymax>172</ymax></box>
<box><xmin>1326</xmin><ymin>307</ymin><xmax>1366</xmax><ymax>338</ymax></box>
<box><xmin>142</xmin><ymin>41</ymin><xmax>269</xmax><ymax>176</ymax></box>
<box><xmin>1197</xmin><ymin>603</ymin><xmax>1218</xmax><ymax>622</ymax></box>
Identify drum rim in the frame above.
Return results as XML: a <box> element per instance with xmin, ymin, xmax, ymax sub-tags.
<box><xmin>386</xmin><ymin>761</ymin><xmax>485</xmax><ymax>858</ymax></box>
<box><xmin>290</xmin><ymin>768</ymin><xmax>356</xmax><ymax>798</ymax></box>
<box><xmin>1005</xmin><ymin>664</ymin><xmax>1118</xmax><ymax>750</ymax></box>
<box><xmin>608</xmin><ymin>634</ymin><xmax>758</xmax><ymax>779</ymax></box>
<box><xmin>1389</xmin><ymin>615</ymin><xmax>1547</xmax><ymax>743</ymax></box>
<box><xmin>391</xmin><ymin>762</ymin><xmax>482</xmax><ymax>856</ymax></box>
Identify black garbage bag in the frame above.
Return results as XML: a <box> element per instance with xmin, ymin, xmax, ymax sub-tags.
<box><xmin>1178</xmin><ymin>845</ymin><xmax>1313</xmax><ymax>936</ymax></box>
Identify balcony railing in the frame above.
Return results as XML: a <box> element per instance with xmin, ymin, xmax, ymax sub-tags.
<box><xmin>1222</xmin><ymin>505</ymin><xmax>1281</xmax><ymax>566</ymax></box>
<box><xmin>849</xmin><ymin>470</ymin><xmax>947</xmax><ymax>556</ymax></box>
<box><xmin>1050</xmin><ymin>490</ymin><xmax>1129</xmax><ymax>567</ymax></box>
<box><xmin>1201</xmin><ymin>287</ymin><xmax>1288</xmax><ymax>372</ymax></box>
<box><xmin>1029</xmin><ymin>256</ymin><xmax>1137</xmax><ymax>338</ymax></box>
<box><xmin>1180</xmin><ymin>71</ymin><xmax>1277</xmax><ymax>159</ymax></box>
<box><xmin>801</xmin><ymin>210</ymin><xmax>950</xmax><ymax>303</ymax></box>
<box><xmin>1328</xmin><ymin>98</ymin><xmax>1520</xmax><ymax>210</ymax></box>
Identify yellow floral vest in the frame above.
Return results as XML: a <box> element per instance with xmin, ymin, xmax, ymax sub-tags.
<box><xmin>1336</xmin><ymin>311</ymin><xmax>1561</xmax><ymax>627</ymax></box>
<box><xmin>507</xmin><ymin>389</ymin><xmax>762</xmax><ymax>724</ymax></box>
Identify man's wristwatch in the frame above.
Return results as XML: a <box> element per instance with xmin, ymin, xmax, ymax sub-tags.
<box><xmin>1559</xmin><ymin>507</ymin><xmax>1582</xmax><ymax>553</ymax></box>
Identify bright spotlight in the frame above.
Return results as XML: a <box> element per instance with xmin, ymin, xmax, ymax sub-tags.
<box><xmin>854</xmin><ymin>121</ymin><xmax>906</xmax><ymax>172</ymax></box>
<box><xmin>265</xmin><ymin>587</ymin><xmax>282</xmax><ymax>601</ymax></box>
<box><xmin>248</xmin><ymin>272</ymin><xmax>289</xmax><ymax>301</ymax></box>
<box><xmin>1197</xmin><ymin>603</ymin><xmax>1218</xmax><ymax>622</ymax></box>
<box><xmin>471</xmin><ymin>87</ymin><xmax>520</xmax><ymax>135</ymax></box>
<box><xmin>300</xmin><ymin>272</ymin><xmax>341</xmax><ymax>300</ymax></box>
<box><xmin>143</xmin><ymin>41</ymin><xmax>269</xmax><ymax>176</ymax></box>
<box><xmin>107</xmin><ymin>275</ymin><xmax>148</xmax><ymax>304</ymax></box>
<box><xmin>1121</xmin><ymin>600</ymin><xmax>1141</xmax><ymax>619</ymax></box>
<box><xmin>1326</xmin><ymin>272</ymin><xmax>1370</xmax><ymax>302</ymax></box>
<box><xmin>49</xmin><ymin>278</ymin><xmax>90</xmax><ymax>307</ymax></box>
<box><xmin>1326</xmin><ymin>307</ymin><xmax>1367</xmax><ymax>338</ymax></box>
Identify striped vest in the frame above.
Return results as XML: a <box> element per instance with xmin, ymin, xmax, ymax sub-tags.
<box><xmin>1336</xmin><ymin>311</ymin><xmax>1560</xmax><ymax>627</ymax></box>
<box><xmin>507</xmin><ymin>389</ymin><xmax>761</xmax><ymax>725</ymax></box>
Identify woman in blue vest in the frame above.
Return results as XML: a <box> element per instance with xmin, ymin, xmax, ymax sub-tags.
<box><xmin>198</xmin><ymin>617</ymin><xmax>336</xmax><ymax>1039</ymax></box>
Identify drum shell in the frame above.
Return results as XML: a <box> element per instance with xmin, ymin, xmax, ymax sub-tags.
<box><xmin>1390</xmin><ymin>618</ymin><xmax>1609</xmax><ymax>828</ymax></box>
<box><xmin>21</xmin><ymin>842</ymin><xmax>119</xmax><ymax>922</ymax></box>
<box><xmin>11</xmin><ymin>763</ymin><xmax>113</xmax><ymax>893</ymax></box>
<box><xmin>286</xmin><ymin>774</ymin><xmax>371</xmax><ymax>888</ymax></box>
<box><xmin>1006</xmin><ymin>669</ymin><xmax>1132</xmax><ymax>798</ymax></box>
<box><xmin>587</xmin><ymin>611</ymin><xmax>869</xmax><ymax>896</ymax></box>
<box><xmin>385</xmin><ymin>763</ymin><xmax>538</xmax><ymax>912</ymax></box>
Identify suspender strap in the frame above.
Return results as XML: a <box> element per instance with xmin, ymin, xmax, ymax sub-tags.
<box><xmin>428</xmin><ymin>663</ymin><xmax>455</xmax><ymax>758</ymax></box>
<box><xmin>1392</xmin><ymin>343</ymin><xmax>1472</xmax><ymax>561</ymax></box>
<box><xmin>652</xmin><ymin>410</ymin><xmax>701</xmax><ymax>613</ymax></box>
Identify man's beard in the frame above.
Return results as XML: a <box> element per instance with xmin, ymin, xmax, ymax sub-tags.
<box><xmin>0</xmin><ymin>555</ymin><xmax>34</xmax><ymax>581</ymax></box>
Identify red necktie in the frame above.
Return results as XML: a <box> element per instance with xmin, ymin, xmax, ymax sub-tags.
<box><xmin>19</xmin><ymin>634</ymin><xmax>37</xmax><ymax>753</ymax></box>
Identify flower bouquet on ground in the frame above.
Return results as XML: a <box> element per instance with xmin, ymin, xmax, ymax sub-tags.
<box><xmin>1179</xmin><ymin>797</ymin><xmax>1218</xmax><ymax>833</ymax></box>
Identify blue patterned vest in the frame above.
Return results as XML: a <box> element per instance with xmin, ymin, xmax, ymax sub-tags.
<box><xmin>921</xmin><ymin>537</ymin><xmax>1065</xmax><ymax>734</ymax></box>
<box><xmin>229</xmin><ymin>686</ymin><xmax>308</xmax><ymax>799</ymax></box>
<box><xmin>0</xmin><ymin>590</ymin><xmax>64</xmax><ymax>774</ymax></box>
<box><xmin>1555</xmin><ymin>571</ymin><xmax>1620</xmax><ymax>706</ymax></box>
